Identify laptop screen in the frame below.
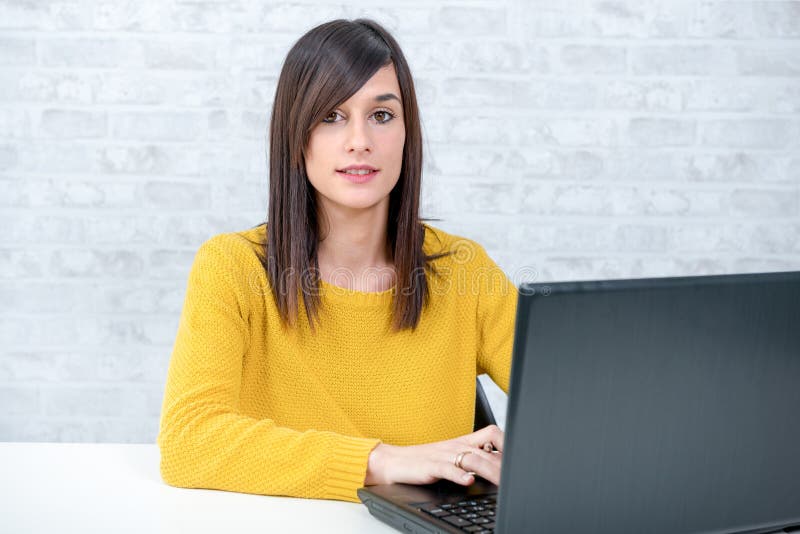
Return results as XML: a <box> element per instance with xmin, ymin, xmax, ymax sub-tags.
<box><xmin>498</xmin><ymin>272</ymin><xmax>800</xmax><ymax>534</ymax></box>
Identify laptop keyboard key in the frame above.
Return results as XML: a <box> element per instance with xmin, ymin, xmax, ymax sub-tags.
<box><xmin>442</xmin><ymin>515</ymin><xmax>472</xmax><ymax>528</ymax></box>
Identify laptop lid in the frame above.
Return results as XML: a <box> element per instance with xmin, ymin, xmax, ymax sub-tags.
<box><xmin>497</xmin><ymin>271</ymin><xmax>800</xmax><ymax>534</ymax></box>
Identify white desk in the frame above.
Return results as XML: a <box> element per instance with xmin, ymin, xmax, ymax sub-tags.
<box><xmin>0</xmin><ymin>442</ymin><xmax>396</xmax><ymax>534</ymax></box>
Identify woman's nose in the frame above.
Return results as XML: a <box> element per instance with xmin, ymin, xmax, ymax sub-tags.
<box><xmin>344</xmin><ymin>120</ymin><xmax>372</xmax><ymax>152</ymax></box>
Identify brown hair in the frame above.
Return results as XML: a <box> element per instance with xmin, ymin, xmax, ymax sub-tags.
<box><xmin>256</xmin><ymin>18</ymin><xmax>449</xmax><ymax>332</ymax></box>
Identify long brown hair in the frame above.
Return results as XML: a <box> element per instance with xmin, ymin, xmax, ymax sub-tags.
<box><xmin>258</xmin><ymin>18</ymin><xmax>449</xmax><ymax>332</ymax></box>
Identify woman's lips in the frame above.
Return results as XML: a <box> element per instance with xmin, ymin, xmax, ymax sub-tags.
<box><xmin>336</xmin><ymin>170</ymin><xmax>379</xmax><ymax>184</ymax></box>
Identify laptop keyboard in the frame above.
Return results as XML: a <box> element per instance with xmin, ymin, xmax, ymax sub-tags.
<box><xmin>417</xmin><ymin>494</ymin><xmax>497</xmax><ymax>533</ymax></box>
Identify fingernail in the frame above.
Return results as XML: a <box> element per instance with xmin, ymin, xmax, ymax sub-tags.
<box><xmin>462</xmin><ymin>473</ymin><xmax>473</xmax><ymax>481</ymax></box>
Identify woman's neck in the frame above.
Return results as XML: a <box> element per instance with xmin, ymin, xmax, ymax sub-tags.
<box><xmin>315</xmin><ymin>198</ymin><xmax>395</xmax><ymax>291</ymax></box>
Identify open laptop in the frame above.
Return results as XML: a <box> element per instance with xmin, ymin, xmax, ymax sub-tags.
<box><xmin>358</xmin><ymin>271</ymin><xmax>800</xmax><ymax>534</ymax></box>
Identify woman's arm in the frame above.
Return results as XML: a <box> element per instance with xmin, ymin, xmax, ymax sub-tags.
<box><xmin>157</xmin><ymin>237</ymin><xmax>381</xmax><ymax>503</ymax></box>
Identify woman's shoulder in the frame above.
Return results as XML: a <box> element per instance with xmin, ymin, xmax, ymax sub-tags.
<box><xmin>194</xmin><ymin>223</ymin><xmax>267</xmax><ymax>266</ymax></box>
<box><xmin>421</xmin><ymin>222</ymin><xmax>491</xmax><ymax>265</ymax></box>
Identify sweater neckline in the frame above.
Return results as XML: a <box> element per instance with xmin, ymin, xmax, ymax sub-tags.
<box><xmin>318</xmin><ymin>278</ymin><xmax>395</xmax><ymax>308</ymax></box>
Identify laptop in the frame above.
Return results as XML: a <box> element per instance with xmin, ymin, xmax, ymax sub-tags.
<box><xmin>358</xmin><ymin>271</ymin><xmax>800</xmax><ymax>534</ymax></box>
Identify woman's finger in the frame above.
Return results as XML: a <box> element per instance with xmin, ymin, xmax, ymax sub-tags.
<box><xmin>468</xmin><ymin>424</ymin><xmax>505</xmax><ymax>453</ymax></box>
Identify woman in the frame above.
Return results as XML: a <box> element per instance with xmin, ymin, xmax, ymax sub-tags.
<box><xmin>157</xmin><ymin>18</ymin><xmax>518</xmax><ymax>504</ymax></box>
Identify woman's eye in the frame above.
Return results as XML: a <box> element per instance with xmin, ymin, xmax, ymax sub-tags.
<box><xmin>322</xmin><ymin>111</ymin><xmax>340</xmax><ymax>123</ymax></box>
<box><xmin>373</xmin><ymin>110</ymin><xmax>394</xmax><ymax>124</ymax></box>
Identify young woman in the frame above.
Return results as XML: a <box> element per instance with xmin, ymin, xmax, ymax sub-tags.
<box><xmin>157</xmin><ymin>18</ymin><xmax>518</xmax><ymax>504</ymax></box>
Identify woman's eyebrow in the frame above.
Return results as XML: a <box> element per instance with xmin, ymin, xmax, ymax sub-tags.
<box><xmin>373</xmin><ymin>93</ymin><xmax>401</xmax><ymax>104</ymax></box>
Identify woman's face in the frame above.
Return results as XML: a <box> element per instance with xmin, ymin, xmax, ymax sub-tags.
<box><xmin>304</xmin><ymin>63</ymin><xmax>406</xmax><ymax>213</ymax></box>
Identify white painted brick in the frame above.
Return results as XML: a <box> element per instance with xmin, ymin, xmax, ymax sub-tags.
<box><xmin>700</xmin><ymin>119</ymin><xmax>797</xmax><ymax>148</ymax></box>
<box><xmin>50</xmin><ymin>249</ymin><xmax>146</xmax><ymax>278</ymax></box>
<box><xmin>557</xmin><ymin>45</ymin><xmax>627</xmax><ymax>75</ymax></box>
<box><xmin>44</xmin><ymin>387</ymin><xmax>123</xmax><ymax>416</ymax></box>
<box><xmin>2</xmin><ymin>0</ymin><xmax>800</xmax><ymax>445</ymax></box>
<box><xmin>0</xmin><ymin>38</ymin><xmax>36</xmax><ymax>65</ymax></box>
<box><xmin>0</xmin><ymin>387</ymin><xmax>40</xmax><ymax>415</ymax></box>
<box><xmin>39</xmin><ymin>109</ymin><xmax>107</xmax><ymax>139</ymax></box>
<box><xmin>737</xmin><ymin>47</ymin><xmax>800</xmax><ymax>77</ymax></box>
<box><xmin>626</xmin><ymin>118</ymin><xmax>696</xmax><ymax>147</ymax></box>
<box><xmin>111</xmin><ymin>111</ymin><xmax>206</xmax><ymax>141</ymax></box>
<box><xmin>436</xmin><ymin>6</ymin><xmax>506</xmax><ymax>35</ymax></box>
<box><xmin>600</xmin><ymin>80</ymin><xmax>683</xmax><ymax>112</ymax></box>
<box><xmin>40</xmin><ymin>38</ymin><xmax>146</xmax><ymax>68</ymax></box>
<box><xmin>631</xmin><ymin>46</ymin><xmax>737</xmax><ymax>76</ymax></box>
<box><xmin>513</xmin><ymin>79</ymin><xmax>598</xmax><ymax>109</ymax></box>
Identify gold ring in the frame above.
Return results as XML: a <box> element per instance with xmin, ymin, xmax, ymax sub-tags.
<box><xmin>453</xmin><ymin>450</ymin><xmax>472</xmax><ymax>470</ymax></box>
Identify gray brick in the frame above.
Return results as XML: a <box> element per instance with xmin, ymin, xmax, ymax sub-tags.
<box><xmin>111</xmin><ymin>111</ymin><xmax>205</xmax><ymax>141</ymax></box>
<box><xmin>558</xmin><ymin>45</ymin><xmax>627</xmax><ymax>75</ymax></box>
<box><xmin>95</xmin><ymin>72</ymin><xmax>167</xmax><ymax>105</ymax></box>
<box><xmin>0</xmin><ymin>38</ymin><xmax>35</xmax><ymax>65</ymax></box>
<box><xmin>631</xmin><ymin>46</ymin><xmax>737</xmax><ymax>76</ymax></box>
<box><xmin>671</xmin><ymin>224</ymin><xmax>748</xmax><ymax>253</ymax></box>
<box><xmin>627</xmin><ymin>118</ymin><xmax>696</xmax><ymax>147</ymax></box>
<box><xmin>91</xmin><ymin>1</ymin><xmax>165</xmax><ymax>31</ymax></box>
<box><xmin>751</xmin><ymin>1</ymin><xmax>800</xmax><ymax>38</ymax></box>
<box><xmin>700</xmin><ymin>119</ymin><xmax>797</xmax><ymax>148</ymax></box>
<box><xmin>8</xmin><ymin>179</ymin><xmax>138</xmax><ymax>208</ymax></box>
<box><xmin>683</xmin><ymin>153</ymin><xmax>790</xmax><ymax>183</ymax></box>
<box><xmin>39</xmin><ymin>109</ymin><xmax>107</xmax><ymax>139</ymax></box>
<box><xmin>0</xmin><ymin>248</ymin><xmax>48</xmax><ymax>278</ymax></box>
<box><xmin>0</xmin><ymin>388</ymin><xmax>40</xmax><ymax>415</ymax></box>
<box><xmin>684</xmin><ymin>80</ymin><xmax>759</xmax><ymax>112</ymax></box>
<box><xmin>587</xmin><ymin>1</ymin><xmax>691</xmax><ymax>38</ymax></box>
<box><xmin>0</xmin><ymin>108</ymin><xmax>31</xmax><ymax>138</ymax></box>
<box><xmin>0</xmin><ymin>282</ymin><xmax>82</xmax><ymax>312</ymax></box>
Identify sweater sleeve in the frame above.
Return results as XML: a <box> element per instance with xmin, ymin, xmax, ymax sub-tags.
<box><xmin>473</xmin><ymin>244</ymin><xmax>518</xmax><ymax>395</ymax></box>
<box><xmin>157</xmin><ymin>237</ymin><xmax>381</xmax><ymax>503</ymax></box>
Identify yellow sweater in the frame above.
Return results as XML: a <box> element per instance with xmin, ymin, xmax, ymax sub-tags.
<box><xmin>157</xmin><ymin>222</ymin><xmax>518</xmax><ymax>503</ymax></box>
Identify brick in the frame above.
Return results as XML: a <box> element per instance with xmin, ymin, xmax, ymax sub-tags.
<box><xmin>737</xmin><ymin>47</ymin><xmax>800</xmax><ymax>76</ymax></box>
<box><xmin>0</xmin><ymin>108</ymin><xmax>32</xmax><ymax>138</ymax></box>
<box><xmin>39</xmin><ymin>109</ymin><xmax>107</xmax><ymax>139</ymax></box>
<box><xmin>601</xmin><ymin>80</ymin><xmax>683</xmax><ymax>111</ymax></box>
<box><xmin>40</xmin><ymin>38</ymin><xmax>145</xmax><ymax>67</ymax></box>
<box><xmin>44</xmin><ymin>387</ymin><xmax>123</xmax><ymax>416</ymax></box>
<box><xmin>0</xmin><ymin>388</ymin><xmax>40</xmax><ymax>416</ymax></box>
<box><xmin>631</xmin><ymin>46</ymin><xmax>737</xmax><ymax>76</ymax></box>
<box><xmin>513</xmin><ymin>79</ymin><xmax>598</xmax><ymax>109</ymax></box>
<box><xmin>443</xmin><ymin>78</ymin><xmax>513</xmax><ymax>107</ymax></box>
<box><xmin>700</xmin><ymin>119</ymin><xmax>796</xmax><ymax>148</ymax></box>
<box><xmin>0</xmin><ymin>0</ymin><xmax>49</xmax><ymax>29</ymax></box>
<box><xmin>436</xmin><ymin>6</ymin><xmax>506</xmax><ymax>35</ymax></box>
<box><xmin>50</xmin><ymin>249</ymin><xmax>145</xmax><ymax>278</ymax></box>
<box><xmin>730</xmin><ymin>188</ymin><xmax>799</xmax><ymax>217</ymax></box>
<box><xmin>148</xmin><ymin>249</ymin><xmax>195</xmax><ymax>279</ymax></box>
<box><xmin>682</xmin><ymin>153</ymin><xmax>790</xmax><ymax>183</ymax></box>
<box><xmin>0</xmin><ymin>38</ymin><xmax>35</xmax><ymax>65</ymax></box>
<box><xmin>454</xmin><ymin>42</ymin><xmax>549</xmax><ymax>74</ymax></box>
<box><xmin>95</xmin><ymin>72</ymin><xmax>167</xmax><ymax>105</ymax></box>
<box><xmin>605</xmin><ymin>150</ymin><xmax>683</xmax><ymax>182</ymax></box>
<box><xmin>0</xmin><ymin>352</ymin><xmax>61</xmax><ymax>382</ymax></box>
<box><xmin>670</xmin><ymin>224</ymin><xmax>748</xmax><ymax>253</ymax></box>
<box><xmin>520</xmin><ymin>118</ymin><xmax>618</xmax><ymax>147</ymax></box>
<box><xmin>587</xmin><ymin>1</ymin><xmax>691</xmax><ymax>38</ymax></box>
<box><xmin>144</xmin><ymin>39</ymin><xmax>220</xmax><ymax>70</ymax></box>
<box><xmin>91</xmin><ymin>1</ymin><xmax>165</xmax><ymax>31</ymax></box>
<box><xmin>684</xmin><ymin>80</ymin><xmax>759</xmax><ymax>112</ymax></box>
<box><xmin>111</xmin><ymin>112</ymin><xmax>206</xmax><ymax>141</ymax></box>
<box><xmin>0</xmin><ymin>248</ymin><xmax>49</xmax><ymax>278</ymax></box>
<box><xmin>9</xmin><ymin>179</ymin><xmax>139</xmax><ymax>208</ymax></box>
<box><xmin>558</xmin><ymin>45</ymin><xmax>627</xmax><ymax>75</ymax></box>
<box><xmin>0</xmin><ymin>282</ymin><xmax>82</xmax><ymax>313</ymax></box>
<box><xmin>0</xmin><ymin>143</ymin><xmax>18</xmax><ymax>170</ymax></box>
<box><xmin>627</xmin><ymin>118</ymin><xmax>696</xmax><ymax>147</ymax></box>
<box><xmin>142</xmin><ymin>181</ymin><xmax>211</xmax><ymax>209</ymax></box>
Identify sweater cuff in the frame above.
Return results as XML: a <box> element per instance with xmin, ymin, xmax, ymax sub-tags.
<box><xmin>324</xmin><ymin>435</ymin><xmax>383</xmax><ymax>502</ymax></box>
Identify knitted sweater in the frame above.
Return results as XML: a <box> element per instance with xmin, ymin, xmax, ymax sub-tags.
<box><xmin>157</xmin><ymin>222</ymin><xmax>518</xmax><ymax>503</ymax></box>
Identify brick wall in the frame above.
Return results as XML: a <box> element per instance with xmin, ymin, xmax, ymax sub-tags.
<box><xmin>1</xmin><ymin>0</ymin><xmax>798</xmax><ymax>442</ymax></box>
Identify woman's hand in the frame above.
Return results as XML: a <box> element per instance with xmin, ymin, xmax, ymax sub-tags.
<box><xmin>364</xmin><ymin>425</ymin><xmax>504</xmax><ymax>487</ymax></box>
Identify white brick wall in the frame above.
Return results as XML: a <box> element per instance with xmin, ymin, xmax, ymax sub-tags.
<box><xmin>1</xmin><ymin>0</ymin><xmax>798</xmax><ymax>443</ymax></box>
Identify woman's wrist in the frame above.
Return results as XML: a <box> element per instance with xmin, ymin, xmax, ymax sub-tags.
<box><xmin>364</xmin><ymin>443</ymin><xmax>392</xmax><ymax>486</ymax></box>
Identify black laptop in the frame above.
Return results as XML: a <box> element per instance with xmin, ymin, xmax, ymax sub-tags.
<box><xmin>358</xmin><ymin>271</ymin><xmax>800</xmax><ymax>534</ymax></box>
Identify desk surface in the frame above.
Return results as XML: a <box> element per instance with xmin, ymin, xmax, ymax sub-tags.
<box><xmin>0</xmin><ymin>442</ymin><xmax>395</xmax><ymax>534</ymax></box>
